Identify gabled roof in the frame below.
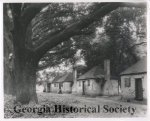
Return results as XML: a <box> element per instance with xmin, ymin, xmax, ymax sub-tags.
<box><xmin>120</xmin><ymin>57</ymin><xmax>147</xmax><ymax>76</ymax></box>
<box><xmin>52</xmin><ymin>72</ymin><xmax>73</xmax><ymax>83</ymax></box>
<box><xmin>78</xmin><ymin>65</ymin><xmax>104</xmax><ymax>80</ymax></box>
<box><xmin>52</xmin><ymin>74</ymin><xmax>64</xmax><ymax>83</ymax></box>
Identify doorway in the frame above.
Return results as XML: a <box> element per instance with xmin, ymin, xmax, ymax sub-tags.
<box><xmin>47</xmin><ymin>83</ymin><xmax>51</xmax><ymax>92</ymax></box>
<box><xmin>135</xmin><ymin>78</ymin><xmax>143</xmax><ymax>100</ymax></box>
<box><xmin>58</xmin><ymin>83</ymin><xmax>62</xmax><ymax>94</ymax></box>
<box><xmin>82</xmin><ymin>81</ymin><xmax>85</xmax><ymax>95</ymax></box>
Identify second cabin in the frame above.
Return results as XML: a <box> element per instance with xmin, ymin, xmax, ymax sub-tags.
<box><xmin>75</xmin><ymin>60</ymin><xmax>119</xmax><ymax>96</ymax></box>
<box><xmin>51</xmin><ymin>72</ymin><xmax>73</xmax><ymax>93</ymax></box>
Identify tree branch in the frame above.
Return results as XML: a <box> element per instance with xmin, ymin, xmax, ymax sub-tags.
<box><xmin>37</xmin><ymin>58</ymin><xmax>65</xmax><ymax>71</ymax></box>
<box><xmin>37</xmin><ymin>62</ymin><xmax>54</xmax><ymax>71</ymax></box>
<box><xmin>75</xmin><ymin>29</ymin><xmax>95</xmax><ymax>36</ymax></box>
<box><xmin>34</xmin><ymin>3</ymin><xmax>116</xmax><ymax>56</ymax></box>
<box><xmin>34</xmin><ymin>2</ymin><xmax>146</xmax><ymax>59</ymax></box>
<box><xmin>130</xmin><ymin>41</ymin><xmax>146</xmax><ymax>49</ymax></box>
<box><xmin>21</xmin><ymin>3</ymin><xmax>49</xmax><ymax>28</ymax></box>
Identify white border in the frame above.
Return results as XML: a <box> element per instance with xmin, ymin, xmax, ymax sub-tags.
<box><xmin>0</xmin><ymin>0</ymin><xmax>148</xmax><ymax>3</ymax></box>
<box><xmin>0</xmin><ymin>0</ymin><xmax>149</xmax><ymax>121</ymax></box>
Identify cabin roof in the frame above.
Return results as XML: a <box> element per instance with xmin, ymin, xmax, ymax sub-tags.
<box><xmin>120</xmin><ymin>57</ymin><xmax>147</xmax><ymax>76</ymax></box>
<box><xmin>78</xmin><ymin>65</ymin><xmax>105</xmax><ymax>80</ymax></box>
<box><xmin>52</xmin><ymin>74</ymin><xmax>64</xmax><ymax>83</ymax></box>
<box><xmin>52</xmin><ymin>72</ymin><xmax>73</xmax><ymax>83</ymax></box>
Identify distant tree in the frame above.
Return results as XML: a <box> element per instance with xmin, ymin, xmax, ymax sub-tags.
<box><xmin>104</xmin><ymin>7</ymin><xmax>146</xmax><ymax>76</ymax></box>
<box><xmin>76</xmin><ymin>7</ymin><xmax>146</xmax><ymax>76</ymax></box>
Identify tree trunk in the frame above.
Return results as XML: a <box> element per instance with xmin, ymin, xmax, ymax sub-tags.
<box><xmin>12</xmin><ymin>23</ymin><xmax>38</xmax><ymax>104</ymax></box>
<box><xmin>4</xmin><ymin>4</ymin><xmax>15</xmax><ymax>95</ymax></box>
<box><xmin>15</xmin><ymin>55</ymin><xmax>38</xmax><ymax>104</ymax></box>
<box><xmin>10</xmin><ymin>10</ymin><xmax>39</xmax><ymax>104</ymax></box>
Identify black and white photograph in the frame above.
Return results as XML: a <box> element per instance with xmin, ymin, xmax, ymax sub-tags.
<box><xmin>3</xmin><ymin>1</ymin><xmax>148</xmax><ymax>118</ymax></box>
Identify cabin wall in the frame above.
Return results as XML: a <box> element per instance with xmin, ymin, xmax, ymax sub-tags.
<box><xmin>76</xmin><ymin>79</ymin><xmax>119</xmax><ymax>96</ymax></box>
<box><xmin>51</xmin><ymin>83</ymin><xmax>60</xmax><ymax>93</ymax></box>
<box><xmin>62</xmin><ymin>82</ymin><xmax>72</xmax><ymax>93</ymax></box>
<box><xmin>121</xmin><ymin>74</ymin><xmax>147</xmax><ymax>100</ymax></box>
<box><xmin>103</xmin><ymin>79</ymin><xmax>119</xmax><ymax>95</ymax></box>
<box><xmin>36</xmin><ymin>84</ymin><xmax>44</xmax><ymax>92</ymax></box>
<box><xmin>85</xmin><ymin>79</ymin><xmax>102</xmax><ymax>96</ymax></box>
<box><xmin>76</xmin><ymin>79</ymin><xmax>102</xmax><ymax>96</ymax></box>
<box><xmin>76</xmin><ymin>80</ymin><xmax>83</xmax><ymax>95</ymax></box>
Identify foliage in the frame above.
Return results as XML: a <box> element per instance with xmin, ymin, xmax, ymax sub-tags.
<box><xmin>37</xmin><ymin>6</ymin><xmax>146</xmax><ymax>77</ymax></box>
<box><xmin>75</xmin><ymin>7</ymin><xmax>147</xmax><ymax>76</ymax></box>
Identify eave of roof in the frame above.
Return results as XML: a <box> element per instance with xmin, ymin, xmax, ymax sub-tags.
<box><xmin>120</xmin><ymin>57</ymin><xmax>147</xmax><ymax>76</ymax></box>
<box><xmin>53</xmin><ymin>73</ymin><xmax>73</xmax><ymax>83</ymax></box>
<box><xmin>120</xmin><ymin>72</ymin><xmax>147</xmax><ymax>76</ymax></box>
<box><xmin>78</xmin><ymin>65</ymin><xmax>105</xmax><ymax>80</ymax></box>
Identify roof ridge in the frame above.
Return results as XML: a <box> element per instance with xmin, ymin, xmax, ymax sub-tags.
<box><xmin>54</xmin><ymin>72</ymin><xmax>73</xmax><ymax>83</ymax></box>
<box><xmin>78</xmin><ymin>65</ymin><xmax>104</xmax><ymax>80</ymax></box>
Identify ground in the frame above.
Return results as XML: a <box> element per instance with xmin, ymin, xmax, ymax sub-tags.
<box><xmin>4</xmin><ymin>92</ymin><xmax>147</xmax><ymax>118</ymax></box>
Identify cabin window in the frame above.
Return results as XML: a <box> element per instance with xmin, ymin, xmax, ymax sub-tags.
<box><xmin>54</xmin><ymin>83</ymin><xmax>56</xmax><ymax>87</ymax></box>
<box><xmin>125</xmin><ymin>78</ymin><xmax>131</xmax><ymax>87</ymax></box>
<box><xmin>88</xmin><ymin>80</ymin><xmax>90</xmax><ymax>86</ymax></box>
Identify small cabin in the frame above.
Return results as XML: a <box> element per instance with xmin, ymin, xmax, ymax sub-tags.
<box><xmin>51</xmin><ymin>73</ymin><xmax>73</xmax><ymax>93</ymax></box>
<box><xmin>51</xmin><ymin>75</ymin><xmax>63</xmax><ymax>93</ymax></box>
<box><xmin>120</xmin><ymin>57</ymin><xmax>147</xmax><ymax>101</ymax></box>
<box><xmin>76</xmin><ymin>60</ymin><xmax>119</xmax><ymax>96</ymax></box>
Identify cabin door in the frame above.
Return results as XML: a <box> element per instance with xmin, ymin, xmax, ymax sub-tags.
<box><xmin>82</xmin><ymin>81</ymin><xmax>85</xmax><ymax>95</ymax></box>
<box><xmin>47</xmin><ymin>83</ymin><xmax>51</xmax><ymax>92</ymax></box>
<box><xmin>135</xmin><ymin>78</ymin><xmax>143</xmax><ymax>100</ymax></box>
<box><xmin>58</xmin><ymin>83</ymin><xmax>62</xmax><ymax>93</ymax></box>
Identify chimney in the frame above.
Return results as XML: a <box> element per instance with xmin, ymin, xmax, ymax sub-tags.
<box><xmin>72</xmin><ymin>65</ymin><xmax>77</xmax><ymax>93</ymax></box>
<box><xmin>73</xmin><ymin>66</ymin><xmax>77</xmax><ymax>84</ymax></box>
<box><xmin>104</xmin><ymin>59</ymin><xmax>110</xmax><ymax>82</ymax></box>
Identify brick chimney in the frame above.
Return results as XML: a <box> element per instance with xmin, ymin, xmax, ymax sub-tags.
<box><xmin>72</xmin><ymin>66</ymin><xmax>77</xmax><ymax>93</ymax></box>
<box><xmin>104</xmin><ymin>59</ymin><xmax>110</xmax><ymax>82</ymax></box>
<box><xmin>73</xmin><ymin>66</ymin><xmax>77</xmax><ymax>84</ymax></box>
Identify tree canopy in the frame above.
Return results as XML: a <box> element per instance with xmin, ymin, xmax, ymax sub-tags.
<box><xmin>36</xmin><ymin>4</ymin><xmax>146</xmax><ymax>77</ymax></box>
